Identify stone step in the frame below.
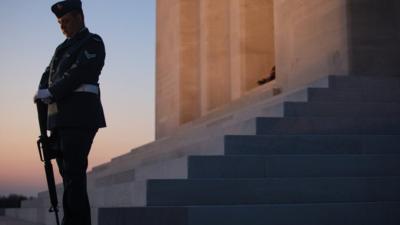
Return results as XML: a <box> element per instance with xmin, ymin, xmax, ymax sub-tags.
<box><xmin>255</xmin><ymin>117</ymin><xmax>400</xmax><ymax>135</ymax></box>
<box><xmin>187</xmin><ymin>155</ymin><xmax>400</xmax><ymax>179</ymax></box>
<box><xmin>329</xmin><ymin>75</ymin><xmax>400</xmax><ymax>89</ymax></box>
<box><xmin>224</xmin><ymin>135</ymin><xmax>400</xmax><ymax>155</ymax></box>
<box><xmin>99</xmin><ymin>202</ymin><xmax>400</xmax><ymax>225</ymax></box>
<box><xmin>284</xmin><ymin>102</ymin><xmax>400</xmax><ymax>117</ymax></box>
<box><xmin>0</xmin><ymin>216</ymin><xmax>45</xmax><ymax>225</ymax></box>
<box><xmin>147</xmin><ymin>177</ymin><xmax>400</xmax><ymax>206</ymax></box>
<box><xmin>308</xmin><ymin>88</ymin><xmax>400</xmax><ymax>102</ymax></box>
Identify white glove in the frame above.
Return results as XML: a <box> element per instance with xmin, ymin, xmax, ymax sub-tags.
<box><xmin>34</xmin><ymin>89</ymin><xmax>53</xmax><ymax>103</ymax></box>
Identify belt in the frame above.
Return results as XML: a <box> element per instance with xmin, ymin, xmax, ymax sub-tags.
<box><xmin>74</xmin><ymin>84</ymin><xmax>100</xmax><ymax>95</ymax></box>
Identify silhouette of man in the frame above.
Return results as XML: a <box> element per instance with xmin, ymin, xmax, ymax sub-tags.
<box><xmin>34</xmin><ymin>1</ymin><xmax>106</xmax><ymax>224</ymax></box>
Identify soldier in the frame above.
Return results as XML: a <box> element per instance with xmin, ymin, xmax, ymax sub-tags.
<box><xmin>34</xmin><ymin>1</ymin><xmax>106</xmax><ymax>225</ymax></box>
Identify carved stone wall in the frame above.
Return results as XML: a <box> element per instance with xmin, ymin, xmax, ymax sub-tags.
<box><xmin>156</xmin><ymin>0</ymin><xmax>400</xmax><ymax>139</ymax></box>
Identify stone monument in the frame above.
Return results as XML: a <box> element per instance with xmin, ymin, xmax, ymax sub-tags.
<box><xmin>156</xmin><ymin>0</ymin><xmax>400</xmax><ymax>138</ymax></box>
<box><xmin>5</xmin><ymin>1</ymin><xmax>400</xmax><ymax>225</ymax></box>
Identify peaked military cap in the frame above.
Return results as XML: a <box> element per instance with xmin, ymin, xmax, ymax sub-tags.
<box><xmin>51</xmin><ymin>0</ymin><xmax>82</xmax><ymax>18</ymax></box>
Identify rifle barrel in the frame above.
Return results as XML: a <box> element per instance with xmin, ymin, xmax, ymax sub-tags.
<box><xmin>36</xmin><ymin>101</ymin><xmax>60</xmax><ymax>225</ymax></box>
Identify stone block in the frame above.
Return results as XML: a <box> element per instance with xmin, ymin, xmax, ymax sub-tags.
<box><xmin>308</xmin><ymin>88</ymin><xmax>400</xmax><ymax>102</ymax></box>
<box><xmin>284</xmin><ymin>102</ymin><xmax>400</xmax><ymax>117</ymax></box>
<box><xmin>147</xmin><ymin>177</ymin><xmax>400</xmax><ymax>206</ymax></box>
<box><xmin>99</xmin><ymin>202</ymin><xmax>400</xmax><ymax>225</ymax></box>
<box><xmin>188</xmin><ymin>155</ymin><xmax>400</xmax><ymax>179</ymax></box>
<box><xmin>256</xmin><ymin>117</ymin><xmax>400</xmax><ymax>135</ymax></box>
<box><xmin>329</xmin><ymin>75</ymin><xmax>400</xmax><ymax>89</ymax></box>
<box><xmin>224</xmin><ymin>135</ymin><xmax>400</xmax><ymax>155</ymax></box>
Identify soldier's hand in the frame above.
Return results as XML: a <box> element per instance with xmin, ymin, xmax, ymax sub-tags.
<box><xmin>34</xmin><ymin>89</ymin><xmax>53</xmax><ymax>103</ymax></box>
<box><xmin>41</xmin><ymin>98</ymin><xmax>53</xmax><ymax>104</ymax></box>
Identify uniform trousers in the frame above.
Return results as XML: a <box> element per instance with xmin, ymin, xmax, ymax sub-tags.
<box><xmin>53</xmin><ymin>128</ymin><xmax>98</xmax><ymax>225</ymax></box>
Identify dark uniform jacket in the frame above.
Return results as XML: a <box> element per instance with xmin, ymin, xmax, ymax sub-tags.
<box><xmin>39</xmin><ymin>28</ymin><xmax>106</xmax><ymax>130</ymax></box>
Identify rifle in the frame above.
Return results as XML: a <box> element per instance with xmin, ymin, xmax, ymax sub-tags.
<box><xmin>36</xmin><ymin>100</ymin><xmax>60</xmax><ymax>225</ymax></box>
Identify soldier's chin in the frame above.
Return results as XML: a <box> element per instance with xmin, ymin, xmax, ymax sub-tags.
<box><xmin>63</xmin><ymin>31</ymin><xmax>71</xmax><ymax>38</ymax></box>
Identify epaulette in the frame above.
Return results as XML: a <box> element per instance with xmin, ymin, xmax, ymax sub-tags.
<box><xmin>91</xmin><ymin>34</ymin><xmax>103</xmax><ymax>43</ymax></box>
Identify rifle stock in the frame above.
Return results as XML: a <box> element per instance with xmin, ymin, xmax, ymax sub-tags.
<box><xmin>36</xmin><ymin>101</ymin><xmax>60</xmax><ymax>225</ymax></box>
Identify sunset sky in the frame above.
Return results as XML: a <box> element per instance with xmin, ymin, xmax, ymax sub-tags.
<box><xmin>0</xmin><ymin>0</ymin><xmax>156</xmax><ymax>197</ymax></box>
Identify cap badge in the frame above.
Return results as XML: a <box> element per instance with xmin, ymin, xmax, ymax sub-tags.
<box><xmin>57</xmin><ymin>4</ymin><xmax>64</xmax><ymax>10</ymax></box>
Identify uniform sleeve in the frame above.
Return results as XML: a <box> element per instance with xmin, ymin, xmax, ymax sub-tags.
<box><xmin>38</xmin><ymin>66</ymin><xmax>50</xmax><ymax>89</ymax></box>
<box><xmin>48</xmin><ymin>36</ymin><xmax>105</xmax><ymax>101</ymax></box>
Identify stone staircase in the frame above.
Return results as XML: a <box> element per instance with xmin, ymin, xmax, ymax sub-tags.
<box><xmin>99</xmin><ymin>75</ymin><xmax>400</xmax><ymax>225</ymax></box>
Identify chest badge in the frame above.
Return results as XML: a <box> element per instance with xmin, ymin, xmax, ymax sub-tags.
<box><xmin>84</xmin><ymin>50</ymin><xmax>97</xmax><ymax>59</ymax></box>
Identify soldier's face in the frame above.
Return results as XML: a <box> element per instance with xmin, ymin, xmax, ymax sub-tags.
<box><xmin>58</xmin><ymin>12</ymin><xmax>83</xmax><ymax>38</ymax></box>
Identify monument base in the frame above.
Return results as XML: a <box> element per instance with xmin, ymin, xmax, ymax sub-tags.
<box><xmin>8</xmin><ymin>74</ymin><xmax>334</xmax><ymax>225</ymax></box>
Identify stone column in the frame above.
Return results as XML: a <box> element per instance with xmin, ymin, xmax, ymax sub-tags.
<box><xmin>156</xmin><ymin>0</ymin><xmax>276</xmax><ymax>138</ymax></box>
<box><xmin>199</xmin><ymin>0</ymin><xmax>232</xmax><ymax>113</ymax></box>
<box><xmin>156</xmin><ymin>0</ymin><xmax>201</xmax><ymax>138</ymax></box>
<box><xmin>229</xmin><ymin>0</ymin><xmax>243</xmax><ymax>100</ymax></box>
<box><xmin>156</xmin><ymin>0</ymin><xmax>181</xmax><ymax>138</ymax></box>
<box><xmin>230</xmin><ymin>0</ymin><xmax>275</xmax><ymax>99</ymax></box>
<box><xmin>179</xmin><ymin>0</ymin><xmax>201</xmax><ymax>124</ymax></box>
<box><xmin>241</xmin><ymin>0</ymin><xmax>275</xmax><ymax>92</ymax></box>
